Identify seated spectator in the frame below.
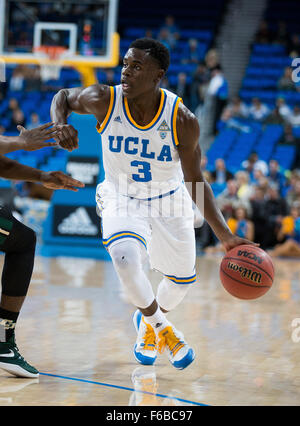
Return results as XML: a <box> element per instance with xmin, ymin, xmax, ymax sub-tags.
<box><xmin>268</xmin><ymin>159</ymin><xmax>286</xmax><ymax>192</ymax></box>
<box><xmin>288</xmin><ymin>105</ymin><xmax>300</xmax><ymax>127</ymax></box>
<box><xmin>158</xmin><ymin>15</ymin><xmax>180</xmax><ymax>50</ymax></box>
<box><xmin>242</xmin><ymin>152</ymin><xmax>269</xmax><ymax>177</ymax></box>
<box><xmin>205</xmin><ymin>203</ymin><xmax>254</xmax><ymax>253</ymax></box>
<box><xmin>286</xmin><ymin>176</ymin><xmax>300</xmax><ymax>206</ymax></box>
<box><xmin>216</xmin><ymin>179</ymin><xmax>239</xmax><ymax>220</ymax></box>
<box><xmin>277</xmin><ymin>67</ymin><xmax>296</xmax><ymax>92</ymax></box>
<box><xmin>182</xmin><ymin>38</ymin><xmax>202</xmax><ymax>65</ymax></box>
<box><xmin>264</xmin><ymin>106</ymin><xmax>286</xmax><ymax>125</ymax></box>
<box><xmin>288</xmin><ymin>33</ymin><xmax>300</xmax><ymax>57</ymax></box>
<box><xmin>211</xmin><ymin>158</ymin><xmax>233</xmax><ymax>184</ymax></box>
<box><xmin>254</xmin><ymin>20</ymin><xmax>273</xmax><ymax>44</ymax></box>
<box><xmin>235</xmin><ymin>170</ymin><xmax>254</xmax><ymax>202</ymax></box>
<box><xmin>276</xmin><ymin>97</ymin><xmax>292</xmax><ymax>121</ymax></box>
<box><xmin>171</xmin><ymin>72</ymin><xmax>191</xmax><ymax>109</ymax></box>
<box><xmin>190</xmin><ymin>62</ymin><xmax>210</xmax><ymax>111</ymax></box>
<box><xmin>269</xmin><ymin>202</ymin><xmax>300</xmax><ymax>257</ymax></box>
<box><xmin>27</xmin><ymin>112</ymin><xmax>41</xmax><ymax>130</ymax></box>
<box><xmin>250</xmin><ymin>185</ymin><xmax>268</xmax><ymax>248</ymax></box>
<box><xmin>10</xmin><ymin>108</ymin><xmax>25</xmax><ymax>130</ymax></box>
<box><xmin>223</xmin><ymin>96</ymin><xmax>249</xmax><ymax>119</ymax></box>
<box><xmin>273</xmin><ymin>20</ymin><xmax>290</xmax><ymax>47</ymax></box>
<box><xmin>9</xmin><ymin>65</ymin><xmax>26</xmax><ymax>91</ymax></box>
<box><xmin>264</xmin><ymin>183</ymin><xmax>288</xmax><ymax>248</ymax></box>
<box><xmin>227</xmin><ymin>203</ymin><xmax>254</xmax><ymax>241</ymax></box>
<box><xmin>248</xmin><ymin>97</ymin><xmax>270</xmax><ymax>122</ymax></box>
<box><xmin>25</xmin><ymin>65</ymin><xmax>41</xmax><ymax>92</ymax></box>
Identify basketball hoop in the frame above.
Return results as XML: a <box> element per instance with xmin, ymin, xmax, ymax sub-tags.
<box><xmin>34</xmin><ymin>46</ymin><xmax>68</xmax><ymax>81</ymax></box>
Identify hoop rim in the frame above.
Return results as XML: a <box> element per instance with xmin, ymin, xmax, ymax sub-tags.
<box><xmin>34</xmin><ymin>45</ymin><xmax>68</xmax><ymax>60</ymax></box>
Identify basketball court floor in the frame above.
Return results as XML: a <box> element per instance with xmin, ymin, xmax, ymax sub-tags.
<box><xmin>0</xmin><ymin>251</ymin><xmax>299</xmax><ymax>406</ymax></box>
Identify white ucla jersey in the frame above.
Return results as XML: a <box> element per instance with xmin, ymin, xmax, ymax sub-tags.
<box><xmin>96</xmin><ymin>85</ymin><xmax>184</xmax><ymax>199</ymax></box>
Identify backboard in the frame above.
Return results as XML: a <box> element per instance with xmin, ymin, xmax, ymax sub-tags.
<box><xmin>0</xmin><ymin>0</ymin><xmax>119</xmax><ymax>69</ymax></box>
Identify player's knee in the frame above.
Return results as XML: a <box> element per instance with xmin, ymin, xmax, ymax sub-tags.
<box><xmin>157</xmin><ymin>277</ymin><xmax>191</xmax><ymax>312</ymax></box>
<box><xmin>110</xmin><ymin>240</ymin><xmax>142</xmax><ymax>273</ymax></box>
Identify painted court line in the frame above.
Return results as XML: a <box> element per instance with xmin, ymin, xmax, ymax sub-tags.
<box><xmin>40</xmin><ymin>372</ymin><xmax>207</xmax><ymax>406</ymax></box>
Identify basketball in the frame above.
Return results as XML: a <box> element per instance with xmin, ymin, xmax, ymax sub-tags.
<box><xmin>220</xmin><ymin>245</ymin><xmax>274</xmax><ymax>300</ymax></box>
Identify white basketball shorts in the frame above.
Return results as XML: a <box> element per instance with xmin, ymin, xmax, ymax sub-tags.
<box><xmin>96</xmin><ymin>181</ymin><xmax>197</xmax><ymax>284</ymax></box>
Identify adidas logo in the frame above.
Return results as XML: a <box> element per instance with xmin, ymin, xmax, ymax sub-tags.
<box><xmin>114</xmin><ymin>116</ymin><xmax>122</xmax><ymax>123</ymax></box>
<box><xmin>58</xmin><ymin>207</ymin><xmax>98</xmax><ymax>236</ymax></box>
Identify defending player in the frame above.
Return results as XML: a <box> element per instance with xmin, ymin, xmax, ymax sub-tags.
<box><xmin>50</xmin><ymin>39</ymin><xmax>256</xmax><ymax>370</ymax></box>
<box><xmin>0</xmin><ymin>122</ymin><xmax>85</xmax><ymax>378</ymax></box>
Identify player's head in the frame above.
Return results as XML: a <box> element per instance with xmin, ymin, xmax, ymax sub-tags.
<box><xmin>121</xmin><ymin>38</ymin><xmax>170</xmax><ymax>98</ymax></box>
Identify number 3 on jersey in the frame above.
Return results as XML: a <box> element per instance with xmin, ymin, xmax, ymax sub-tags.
<box><xmin>131</xmin><ymin>160</ymin><xmax>152</xmax><ymax>182</ymax></box>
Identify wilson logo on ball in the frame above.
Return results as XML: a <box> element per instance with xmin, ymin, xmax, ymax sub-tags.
<box><xmin>237</xmin><ymin>249</ymin><xmax>263</xmax><ymax>264</ymax></box>
<box><xmin>227</xmin><ymin>261</ymin><xmax>262</xmax><ymax>284</ymax></box>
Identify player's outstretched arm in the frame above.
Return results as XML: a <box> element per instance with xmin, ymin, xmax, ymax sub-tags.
<box><xmin>176</xmin><ymin>103</ymin><xmax>258</xmax><ymax>252</ymax></box>
<box><xmin>0</xmin><ymin>122</ymin><xmax>60</xmax><ymax>155</ymax></box>
<box><xmin>50</xmin><ymin>84</ymin><xmax>111</xmax><ymax>152</ymax></box>
<box><xmin>0</xmin><ymin>155</ymin><xmax>85</xmax><ymax>192</ymax></box>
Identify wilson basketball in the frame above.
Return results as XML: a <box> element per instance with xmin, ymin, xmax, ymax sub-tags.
<box><xmin>220</xmin><ymin>245</ymin><xmax>274</xmax><ymax>300</ymax></box>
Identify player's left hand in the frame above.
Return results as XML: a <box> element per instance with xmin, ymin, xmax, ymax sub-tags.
<box><xmin>221</xmin><ymin>235</ymin><xmax>260</xmax><ymax>252</ymax></box>
<box><xmin>40</xmin><ymin>171</ymin><xmax>85</xmax><ymax>192</ymax></box>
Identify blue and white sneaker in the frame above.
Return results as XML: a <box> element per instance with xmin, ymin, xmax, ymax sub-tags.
<box><xmin>157</xmin><ymin>325</ymin><xmax>195</xmax><ymax>370</ymax></box>
<box><xmin>133</xmin><ymin>310</ymin><xmax>157</xmax><ymax>366</ymax></box>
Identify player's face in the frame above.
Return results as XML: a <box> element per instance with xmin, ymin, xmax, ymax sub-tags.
<box><xmin>121</xmin><ymin>48</ymin><xmax>163</xmax><ymax>98</ymax></box>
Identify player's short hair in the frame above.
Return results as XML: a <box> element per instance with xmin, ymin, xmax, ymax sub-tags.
<box><xmin>129</xmin><ymin>38</ymin><xmax>170</xmax><ymax>72</ymax></box>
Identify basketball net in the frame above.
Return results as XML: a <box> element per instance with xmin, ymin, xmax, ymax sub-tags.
<box><xmin>34</xmin><ymin>46</ymin><xmax>68</xmax><ymax>81</ymax></box>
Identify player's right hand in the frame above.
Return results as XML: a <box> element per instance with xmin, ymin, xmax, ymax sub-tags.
<box><xmin>40</xmin><ymin>171</ymin><xmax>85</xmax><ymax>192</ymax></box>
<box><xmin>54</xmin><ymin>124</ymin><xmax>79</xmax><ymax>152</ymax></box>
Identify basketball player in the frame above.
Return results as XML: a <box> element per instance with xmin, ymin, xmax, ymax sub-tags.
<box><xmin>0</xmin><ymin>122</ymin><xmax>85</xmax><ymax>378</ymax></box>
<box><xmin>50</xmin><ymin>38</ymin><xmax>256</xmax><ymax>370</ymax></box>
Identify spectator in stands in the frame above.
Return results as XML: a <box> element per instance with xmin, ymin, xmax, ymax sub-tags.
<box><xmin>205</xmin><ymin>48</ymin><xmax>219</xmax><ymax>69</ymax></box>
<box><xmin>227</xmin><ymin>203</ymin><xmax>255</xmax><ymax>242</ymax></box>
<box><xmin>27</xmin><ymin>112</ymin><xmax>41</xmax><ymax>130</ymax></box>
<box><xmin>254</xmin><ymin>20</ymin><xmax>273</xmax><ymax>44</ymax></box>
<box><xmin>269</xmin><ymin>202</ymin><xmax>300</xmax><ymax>257</ymax></box>
<box><xmin>171</xmin><ymin>72</ymin><xmax>191</xmax><ymax>109</ymax></box>
<box><xmin>182</xmin><ymin>38</ymin><xmax>202</xmax><ymax>65</ymax></box>
<box><xmin>157</xmin><ymin>28</ymin><xmax>173</xmax><ymax>51</ymax></box>
<box><xmin>288</xmin><ymin>33</ymin><xmax>300</xmax><ymax>57</ymax></box>
<box><xmin>235</xmin><ymin>170</ymin><xmax>253</xmax><ymax>202</ymax></box>
<box><xmin>248</xmin><ymin>97</ymin><xmax>270</xmax><ymax>122</ymax></box>
<box><xmin>158</xmin><ymin>15</ymin><xmax>180</xmax><ymax>50</ymax></box>
<box><xmin>277</xmin><ymin>67</ymin><xmax>296</xmax><ymax>92</ymax></box>
<box><xmin>268</xmin><ymin>159</ymin><xmax>286</xmax><ymax>192</ymax></box>
<box><xmin>206</xmin><ymin>65</ymin><xmax>229</xmax><ymax>134</ymax></box>
<box><xmin>216</xmin><ymin>179</ymin><xmax>239</xmax><ymax>220</ymax></box>
<box><xmin>190</xmin><ymin>62</ymin><xmax>210</xmax><ymax>111</ymax></box>
<box><xmin>276</xmin><ymin>97</ymin><xmax>292</xmax><ymax>121</ymax></box>
<box><xmin>11</xmin><ymin>108</ymin><xmax>25</xmax><ymax>130</ymax></box>
<box><xmin>25</xmin><ymin>65</ymin><xmax>41</xmax><ymax>92</ymax></box>
<box><xmin>242</xmin><ymin>152</ymin><xmax>269</xmax><ymax>177</ymax></box>
<box><xmin>224</xmin><ymin>96</ymin><xmax>249</xmax><ymax>119</ymax></box>
<box><xmin>264</xmin><ymin>105</ymin><xmax>286</xmax><ymax>126</ymax></box>
<box><xmin>9</xmin><ymin>65</ymin><xmax>26</xmax><ymax>92</ymax></box>
<box><xmin>205</xmin><ymin>202</ymin><xmax>254</xmax><ymax>253</ymax></box>
<box><xmin>286</xmin><ymin>177</ymin><xmax>300</xmax><ymax>206</ymax></box>
<box><xmin>264</xmin><ymin>183</ymin><xmax>288</xmax><ymax>248</ymax></box>
<box><xmin>273</xmin><ymin>21</ymin><xmax>290</xmax><ymax>48</ymax></box>
<box><xmin>249</xmin><ymin>185</ymin><xmax>268</xmax><ymax>248</ymax></box>
<box><xmin>211</xmin><ymin>158</ymin><xmax>233</xmax><ymax>184</ymax></box>
<box><xmin>288</xmin><ymin>105</ymin><xmax>300</xmax><ymax>127</ymax></box>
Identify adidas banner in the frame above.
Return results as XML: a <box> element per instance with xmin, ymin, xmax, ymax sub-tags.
<box><xmin>52</xmin><ymin>205</ymin><xmax>101</xmax><ymax>238</ymax></box>
<box><xmin>66</xmin><ymin>156</ymin><xmax>100</xmax><ymax>188</ymax></box>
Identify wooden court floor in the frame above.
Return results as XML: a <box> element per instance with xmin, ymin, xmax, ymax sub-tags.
<box><xmin>0</xmin><ymin>251</ymin><xmax>300</xmax><ymax>406</ymax></box>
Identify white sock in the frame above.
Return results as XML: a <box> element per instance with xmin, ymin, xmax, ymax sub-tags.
<box><xmin>143</xmin><ymin>307</ymin><xmax>170</xmax><ymax>335</ymax></box>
